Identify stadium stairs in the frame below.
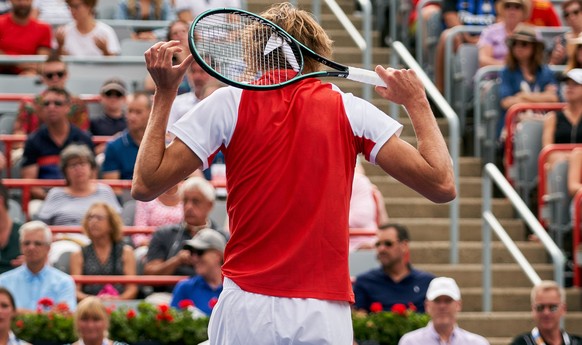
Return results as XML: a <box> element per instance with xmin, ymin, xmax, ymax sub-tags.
<box><xmin>245</xmin><ymin>0</ymin><xmax>582</xmax><ymax>344</ymax></box>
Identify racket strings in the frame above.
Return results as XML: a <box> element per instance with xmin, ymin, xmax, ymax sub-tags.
<box><xmin>192</xmin><ymin>12</ymin><xmax>302</xmax><ymax>86</ymax></box>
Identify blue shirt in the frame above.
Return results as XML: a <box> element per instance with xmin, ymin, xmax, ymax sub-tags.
<box><xmin>0</xmin><ymin>264</ymin><xmax>77</xmax><ymax>311</ymax></box>
<box><xmin>21</xmin><ymin>124</ymin><xmax>94</xmax><ymax>179</ymax></box>
<box><xmin>353</xmin><ymin>267</ymin><xmax>434</xmax><ymax>313</ymax></box>
<box><xmin>399</xmin><ymin>321</ymin><xmax>490</xmax><ymax>345</ymax></box>
<box><xmin>101</xmin><ymin>130</ymin><xmax>138</xmax><ymax>180</ymax></box>
<box><xmin>497</xmin><ymin>65</ymin><xmax>558</xmax><ymax>138</ymax></box>
<box><xmin>170</xmin><ymin>275</ymin><xmax>222</xmax><ymax>316</ymax></box>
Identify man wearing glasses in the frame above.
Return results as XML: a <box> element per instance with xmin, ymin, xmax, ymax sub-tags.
<box><xmin>510</xmin><ymin>281</ymin><xmax>581</xmax><ymax>345</ymax></box>
<box><xmin>0</xmin><ymin>220</ymin><xmax>76</xmax><ymax>312</ymax></box>
<box><xmin>14</xmin><ymin>54</ymin><xmax>89</xmax><ymax>136</ymax></box>
<box><xmin>353</xmin><ymin>223</ymin><xmax>435</xmax><ymax>313</ymax></box>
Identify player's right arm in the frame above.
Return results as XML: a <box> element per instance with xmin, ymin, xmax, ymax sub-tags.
<box><xmin>132</xmin><ymin>41</ymin><xmax>202</xmax><ymax>201</ymax></box>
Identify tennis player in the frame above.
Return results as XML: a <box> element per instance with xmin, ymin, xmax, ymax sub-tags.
<box><xmin>132</xmin><ymin>3</ymin><xmax>456</xmax><ymax>344</ymax></box>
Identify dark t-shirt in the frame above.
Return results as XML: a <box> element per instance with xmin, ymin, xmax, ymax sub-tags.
<box><xmin>90</xmin><ymin>113</ymin><xmax>126</xmax><ymax>136</ymax></box>
<box><xmin>511</xmin><ymin>332</ymin><xmax>582</xmax><ymax>345</ymax></box>
<box><xmin>0</xmin><ymin>221</ymin><xmax>22</xmax><ymax>274</ymax></box>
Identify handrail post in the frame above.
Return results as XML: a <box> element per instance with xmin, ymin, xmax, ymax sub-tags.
<box><xmin>360</xmin><ymin>0</ymin><xmax>372</xmax><ymax>101</ymax></box>
<box><xmin>574</xmin><ymin>190</ymin><xmax>582</xmax><ymax>287</ymax></box>
<box><xmin>312</xmin><ymin>0</ymin><xmax>321</xmax><ymax>22</ymax></box>
<box><xmin>391</xmin><ymin>41</ymin><xmax>460</xmax><ymax>264</ymax></box>
<box><xmin>482</xmin><ymin>165</ymin><xmax>493</xmax><ymax>312</ymax></box>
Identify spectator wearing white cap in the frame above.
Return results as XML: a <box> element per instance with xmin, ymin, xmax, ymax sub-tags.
<box><xmin>398</xmin><ymin>277</ymin><xmax>490</xmax><ymax>345</ymax></box>
<box><xmin>170</xmin><ymin>228</ymin><xmax>225</xmax><ymax>316</ymax></box>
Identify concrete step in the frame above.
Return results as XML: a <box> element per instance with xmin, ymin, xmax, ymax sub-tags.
<box><xmin>408</xmin><ymin>241</ymin><xmax>548</xmax><ymax>264</ymax></box>
<box><xmin>414</xmin><ymin>264</ymin><xmax>555</xmax><ymax>288</ymax></box>
<box><xmin>458</xmin><ymin>311</ymin><xmax>582</xmax><ymax>337</ymax></box>
<box><xmin>372</xmin><ymin>175</ymin><xmax>483</xmax><ymax>198</ymax></box>
<box><xmin>389</xmin><ymin>217</ymin><xmax>526</xmax><ymax>242</ymax></box>
<box><xmin>384</xmin><ymin>197</ymin><xmax>515</xmax><ymax>219</ymax></box>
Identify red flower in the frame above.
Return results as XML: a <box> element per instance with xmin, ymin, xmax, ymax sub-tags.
<box><xmin>37</xmin><ymin>297</ymin><xmax>54</xmax><ymax>308</ymax></box>
<box><xmin>15</xmin><ymin>320</ymin><xmax>24</xmax><ymax>328</ymax></box>
<box><xmin>391</xmin><ymin>303</ymin><xmax>407</xmax><ymax>316</ymax></box>
<box><xmin>408</xmin><ymin>302</ymin><xmax>417</xmax><ymax>312</ymax></box>
<box><xmin>178</xmin><ymin>299</ymin><xmax>195</xmax><ymax>309</ymax></box>
<box><xmin>105</xmin><ymin>305</ymin><xmax>115</xmax><ymax>315</ymax></box>
<box><xmin>54</xmin><ymin>302</ymin><xmax>70</xmax><ymax>313</ymax></box>
<box><xmin>156</xmin><ymin>313</ymin><xmax>164</xmax><ymax>321</ymax></box>
<box><xmin>126</xmin><ymin>309</ymin><xmax>136</xmax><ymax>319</ymax></box>
<box><xmin>369</xmin><ymin>302</ymin><xmax>383</xmax><ymax>313</ymax></box>
<box><xmin>158</xmin><ymin>304</ymin><xmax>170</xmax><ymax>313</ymax></box>
<box><xmin>208</xmin><ymin>297</ymin><xmax>218</xmax><ymax>310</ymax></box>
<box><xmin>163</xmin><ymin>313</ymin><xmax>173</xmax><ymax>322</ymax></box>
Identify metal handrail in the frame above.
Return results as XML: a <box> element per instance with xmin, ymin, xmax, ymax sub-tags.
<box><xmin>391</xmin><ymin>41</ymin><xmax>461</xmax><ymax>264</ymax></box>
<box><xmin>482</xmin><ymin>163</ymin><xmax>565</xmax><ymax>312</ymax></box>
<box><xmin>415</xmin><ymin>0</ymin><xmax>443</xmax><ymax>70</ymax></box>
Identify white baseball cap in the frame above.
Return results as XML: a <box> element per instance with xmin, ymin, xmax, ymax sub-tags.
<box><xmin>563</xmin><ymin>69</ymin><xmax>582</xmax><ymax>85</ymax></box>
<box><xmin>426</xmin><ymin>277</ymin><xmax>461</xmax><ymax>301</ymax></box>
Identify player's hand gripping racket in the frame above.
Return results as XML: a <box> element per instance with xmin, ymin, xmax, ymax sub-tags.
<box><xmin>187</xmin><ymin>8</ymin><xmax>385</xmax><ymax>90</ymax></box>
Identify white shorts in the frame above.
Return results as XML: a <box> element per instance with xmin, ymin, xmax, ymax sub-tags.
<box><xmin>208</xmin><ymin>277</ymin><xmax>353</xmax><ymax>345</ymax></box>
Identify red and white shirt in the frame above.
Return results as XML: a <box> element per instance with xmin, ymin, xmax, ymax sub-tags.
<box><xmin>170</xmin><ymin>79</ymin><xmax>402</xmax><ymax>303</ymax></box>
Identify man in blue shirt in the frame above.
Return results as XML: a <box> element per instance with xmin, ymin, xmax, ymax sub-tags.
<box><xmin>0</xmin><ymin>220</ymin><xmax>77</xmax><ymax>312</ymax></box>
<box><xmin>170</xmin><ymin>228</ymin><xmax>225</xmax><ymax>316</ymax></box>
<box><xmin>101</xmin><ymin>91</ymin><xmax>151</xmax><ymax>181</ymax></box>
<box><xmin>353</xmin><ymin>223</ymin><xmax>435</xmax><ymax>313</ymax></box>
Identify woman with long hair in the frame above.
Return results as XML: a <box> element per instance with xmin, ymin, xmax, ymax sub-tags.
<box><xmin>70</xmin><ymin>203</ymin><xmax>138</xmax><ymax>301</ymax></box>
<box><xmin>0</xmin><ymin>288</ymin><xmax>28</xmax><ymax>345</ymax></box>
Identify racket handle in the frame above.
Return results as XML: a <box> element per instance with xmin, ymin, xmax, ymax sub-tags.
<box><xmin>347</xmin><ymin>67</ymin><xmax>386</xmax><ymax>87</ymax></box>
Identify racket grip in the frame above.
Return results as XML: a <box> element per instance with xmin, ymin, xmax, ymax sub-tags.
<box><xmin>347</xmin><ymin>67</ymin><xmax>386</xmax><ymax>87</ymax></box>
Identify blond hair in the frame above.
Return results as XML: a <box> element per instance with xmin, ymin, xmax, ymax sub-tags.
<box><xmin>82</xmin><ymin>202</ymin><xmax>124</xmax><ymax>243</ymax></box>
<box><xmin>74</xmin><ymin>296</ymin><xmax>109</xmax><ymax>337</ymax></box>
<box><xmin>530</xmin><ymin>280</ymin><xmax>566</xmax><ymax>305</ymax></box>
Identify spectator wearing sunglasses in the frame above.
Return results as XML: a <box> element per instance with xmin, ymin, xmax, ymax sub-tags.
<box><xmin>89</xmin><ymin>78</ymin><xmax>127</xmax><ymax>137</ymax></box>
<box><xmin>170</xmin><ymin>228</ymin><xmax>225</xmax><ymax>316</ymax></box>
<box><xmin>548</xmin><ymin>0</ymin><xmax>582</xmax><ymax>66</ymax></box>
<box><xmin>353</xmin><ymin>223</ymin><xmax>435</xmax><ymax>313</ymax></box>
<box><xmin>14</xmin><ymin>54</ymin><xmax>89</xmax><ymax>137</ymax></box>
<box><xmin>20</xmin><ymin>87</ymin><xmax>94</xmax><ymax>202</ymax></box>
<box><xmin>510</xmin><ymin>280</ymin><xmax>581</xmax><ymax>345</ymax></box>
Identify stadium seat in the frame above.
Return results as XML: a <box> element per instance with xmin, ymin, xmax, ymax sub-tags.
<box><xmin>349</xmin><ymin>250</ymin><xmax>377</xmax><ymax>277</ymax></box>
<box><xmin>542</xmin><ymin>160</ymin><xmax>572</xmax><ymax>247</ymax></box>
<box><xmin>451</xmin><ymin>43</ymin><xmax>479</xmax><ymax>134</ymax></box>
<box><xmin>120</xmin><ymin>39</ymin><xmax>156</xmax><ymax>56</ymax></box>
<box><xmin>509</xmin><ymin>118</ymin><xmax>544</xmax><ymax>207</ymax></box>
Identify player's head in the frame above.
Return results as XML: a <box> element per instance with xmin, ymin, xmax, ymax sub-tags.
<box><xmin>260</xmin><ymin>3</ymin><xmax>333</xmax><ymax>73</ymax></box>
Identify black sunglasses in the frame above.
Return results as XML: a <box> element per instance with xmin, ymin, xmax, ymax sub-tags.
<box><xmin>504</xmin><ymin>3</ymin><xmax>522</xmax><ymax>9</ymax></box>
<box><xmin>534</xmin><ymin>304</ymin><xmax>560</xmax><ymax>313</ymax></box>
<box><xmin>42</xmin><ymin>100</ymin><xmax>65</xmax><ymax>107</ymax></box>
<box><xmin>374</xmin><ymin>240</ymin><xmax>398</xmax><ymax>248</ymax></box>
<box><xmin>103</xmin><ymin>90</ymin><xmax>124</xmax><ymax>98</ymax></box>
<box><xmin>43</xmin><ymin>71</ymin><xmax>66</xmax><ymax>79</ymax></box>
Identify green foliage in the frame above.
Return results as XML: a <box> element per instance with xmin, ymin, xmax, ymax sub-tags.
<box><xmin>352</xmin><ymin>308</ymin><xmax>430</xmax><ymax>345</ymax></box>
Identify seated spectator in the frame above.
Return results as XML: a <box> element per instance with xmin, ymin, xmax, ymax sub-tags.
<box><xmin>174</xmin><ymin>0</ymin><xmax>241</xmax><ymax>23</ymax></box>
<box><xmin>20</xmin><ymin>87</ymin><xmax>94</xmax><ymax>202</ymax></box>
<box><xmin>565</xmin><ymin>35</ymin><xmax>582</xmax><ymax>71</ymax></box>
<box><xmin>398</xmin><ymin>277</ymin><xmax>490</xmax><ymax>345</ymax></box>
<box><xmin>166</xmin><ymin>19</ymin><xmax>193</xmax><ymax>95</ymax></box>
<box><xmin>0</xmin><ymin>287</ymin><xmax>30</xmax><ymax>345</ymax></box>
<box><xmin>101</xmin><ymin>91</ymin><xmax>151</xmax><ymax>182</ymax></box>
<box><xmin>31</xmin><ymin>0</ymin><xmax>72</xmax><ymax>24</ymax></box>
<box><xmin>353</xmin><ymin>223</ymin><xmax>435</xmax><ymax>313</ymax></box>
<box><xmin>434</xmin><ymin>0</ymin><xmax>497</xmax><ymax>92</ymax></box>
<box><xmin>510</xmin><ymin>280</ymin><xmax>581</xmax><ymax>344</ymax></box>
<box><xmin>0</xmin><ymin>182</ymin><xmax>23</xmax><ymax>274</ymax></box>
<box><xmin>0</xmin><ymin>0</ymin><xmax>52</xmax><ymax>75</ymax></box>
<box><xmin>527</xmin><ymin>0</ymin><xmax>561</xmax><ymax>27</ymax></box>
<box><xmin>170</xmin><ymin>228</ymin><xmax>225</xmax><ymax>316</ymax></box>
<box><xmin>72</xmin><ymin>296</ymin><xmax>129</xmax><ymax>345</ymax></box>
<box><xmin>55</xmin><ymin>0</ymin><xmax>121</xmax><ymax>56</ymax></box>
<box><xmin>541</xmin><ymin>69</ymin><xmax>582</xmax><ymax>167</ymax></box>
<box><xmin>70</xmin><ymin>202</ymin><xmax>138</xmax><ymax>301</ymax></box>
<box><xmin>89</xmin><ymin>78</ymin><xmax>127</xmax><ymax>137</ymax></box>
<box><xmin>349</xmin><ymin>162</ymin><xmax>389</xmax><ymax>251</ymax></box>
<box><xmin>567</xmin><ymin>146</ymin><xmax>582</xmax><ymax>198</ymax></box>
<box><xmin>36</xmin><ymin>144</ymin><xmax>121</xmax><ymax>226</ymax></box>
<box><xmin>14</xmin><ymin>54</ymin><xmax>89</xmax><ymax>138</ymax></box>
<box><xmin>0</xmin><ymin>221</ymin><xmax>77</xmax><ymax>312</ymax></box>
<box><xmin>477</xmin><ymin>0</ymin><xmax>530</xmax><ymax>67</ymax></box>
<box><xmin>498</xmin><ymin>24</ymin><xmax>559</xmax><ymax>140</ymax></box>
<box><xmin>547</xmin><ymin>0</ymin><xmax>582</xmax><ymax>66</ymax></box>
<box><xmin>133</xmin><ymin>182</ymin><xmax>183</xmax><ymax>248</ymax></box>
<box><xmin>144</xmin><ymin>177</ymin><xmax>223</xmax><ymax>290</ymax></box>
<box><xmin>116</xmin><ymin>0</ymin><xmax>174</xmax><ymax>41</ymax></box>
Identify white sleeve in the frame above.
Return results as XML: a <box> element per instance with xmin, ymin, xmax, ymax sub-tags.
<box><xmin>339</xmin><ymin>89</ymin><xmax>403</xmax><ymax>164</ymax></box>
<box><xmin>103</xmin><ymin>23</ymin><xmax>121</xmax><ymax>54</ymax></box>
<box><xmin>169</xmin><ymin>87</ymin><xmax>241</xmax><ymax>170</ymax></box>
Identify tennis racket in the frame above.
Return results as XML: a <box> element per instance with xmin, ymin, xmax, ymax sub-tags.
<box><xmin>187</xmin><ymin>7</ymin><xmax>385</xmax><ymax>90</ymax></box>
